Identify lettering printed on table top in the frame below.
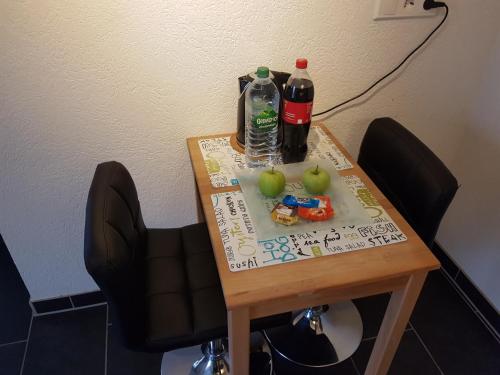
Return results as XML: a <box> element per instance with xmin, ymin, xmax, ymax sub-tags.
<box><xmin>211</xmin><ymin>175</ymin><xmax>407</xmax><ymax>272</ymax></box>
<box><xmin>199</xmin><ymin>126</ymin><xmax>353</xmax><ymax>188</ymax></box>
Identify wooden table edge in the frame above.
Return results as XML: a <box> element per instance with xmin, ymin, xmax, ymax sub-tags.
<box><xmin>188</xmin><ymin>123</ymin><xmax>440</xmax><ymax>375</ymax></box>
<box><xmin>187</xmin><ymin>122</ymin><xmax>440</xmax><ymax>310</ymax></box>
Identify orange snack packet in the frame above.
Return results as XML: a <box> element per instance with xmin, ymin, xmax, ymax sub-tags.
<box><xmin>297</xmin><ymin>195</ymin><xmax>334</xmax><ymax>221</ymax></box>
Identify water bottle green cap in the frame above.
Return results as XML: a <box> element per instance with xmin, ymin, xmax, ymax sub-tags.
<box><xmin>256</xmin><ymin>66</ymin><xmax>269</xmax><ymax>78</ymax></box>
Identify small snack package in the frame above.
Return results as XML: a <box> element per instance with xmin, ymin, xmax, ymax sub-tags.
<box><xmin>297</xmin><ymin>195</ymin><xmax>334</xmax><ymax>221</ymax></box>
<box><xmin>282</xmin><ymin>195</ymin><xmax>320</xmax><ymax>208</ymax></box>
<box><xmin>271</xmin><ymin>203</ymin><xmax>299</xmax><ymax>226</ymax></box>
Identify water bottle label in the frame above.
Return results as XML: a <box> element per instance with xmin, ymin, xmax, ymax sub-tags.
<box><xmin>252</xmin><ymin>108</ymin><xmax>278</xmax><ymax>130</ymax></box>
<box><xmin>282</xmin><ymin>100</ymin><xmax>313</xmax><ymax>125</ymax></box>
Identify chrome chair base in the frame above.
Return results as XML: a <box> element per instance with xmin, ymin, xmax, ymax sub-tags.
<box><xmin>161</xmin><ymin>339</ymin><xmax>229</xmax><ymax>375</ymax></box>
<box><xmin>161</xmin><ymin>332</ymin><xmax>274</xmax><ymax>375</ymax></box>
<box><xmin>191</xmin><ymin>339</ymin><xmax>230</xmax><ymax>375</ymax></box>
<box><xmin>161</xmin><ymin>344</ymin><xmax>204</xmax><ymax>374</ymax></box>
<box><xmin>264</xmin><ymin>300</ymin><xmax>363</xmax><ymax>368</ymax></box>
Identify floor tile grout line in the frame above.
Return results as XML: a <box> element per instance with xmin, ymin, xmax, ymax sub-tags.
<box><xmin>361</xmin><ymin>327</ymin><xmax>413</xmax><ymax>342</ymax></box>
<box><xmin>32</xmin><ymin>301</ymin><xmax>107</xmax><ymax>317</ymax></box>
<box><xmin>0</xmin><ymin>339</ymin><xmax>27</xmax><ymax>348</ymax></box>
<box><xmin>441</xmin><ymin>269</ymin><xmax>479</xmax><ymax>313</ymax></box>
<box><xmin>472</xmin><ymin>310</ymin><xmax>500</xmax><ymax>344</ymax></box>
<box><xmin>440</xmin><ymin>269</ymin><xmax>500</xmax><ymax>343</ymax></box>
<box><xmin>435</xmin><ymin>269</ymin><xmax>499</xmax><ymax>345</ymax></box>
<box><xmin>350</xmin><ymin>356</ymin><xmax>362</xmax><ymax>375</ymax></box>
<box><xmin>104</xmin><ymin>304</ymin><xmax>109</xmax><ymax>375</ymax></box>
<box><xmin>19</xmin><ymin>313</ymin><xmax>33</xmax><ymax>375</ymax></box>
<box><xmin>409</xmin><ymin>321</ymin><xmax>445</xmax><ymax>375</ymax></box>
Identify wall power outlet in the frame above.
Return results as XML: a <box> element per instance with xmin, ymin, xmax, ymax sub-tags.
<box><xmin>374</xmin><ymin>0</ymin><xmax>437</xmax><ymax>20</ymax></box>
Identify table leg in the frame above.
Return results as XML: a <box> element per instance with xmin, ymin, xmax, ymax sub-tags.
<box><xmin>228</xmin><ymin>307</ymin><xmax>250</xmax><ymax>375</ymax></box>
<box><xmin>365</xmin><ymin>272</ymin><xmax>427</xmax><ymax>375</ymax></box>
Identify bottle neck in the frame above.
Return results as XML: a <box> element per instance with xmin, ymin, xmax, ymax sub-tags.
<box><xmin>292</xmin><ymin>67</ymin><xmax>311</xmax><ymax>81</ymax></box>
<box><xmin>253</xmin><ymin>76</ymin><xmax>273</xmax><ymax>87</ymax></box>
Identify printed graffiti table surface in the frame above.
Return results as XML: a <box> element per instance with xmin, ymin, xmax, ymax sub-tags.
<box><xmin>187</xmin><ymin>123</ymin><xmax>440</xmax><ymax>375</ymax></box>
<box><xmin>212</xmin><ymin>175</ymin><xmax>407</xmax><ymax>272</ymax></box>
<box><xmin>198</xmin><ymin>125</ymin><xmax>353</xmax><ymax>188</ymax></box>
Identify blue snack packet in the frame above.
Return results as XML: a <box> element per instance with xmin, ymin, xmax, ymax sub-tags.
<box><xmin>282</xmin><ymin>195</ymin><xmax>320</xmax><ymax>208</ymax></box>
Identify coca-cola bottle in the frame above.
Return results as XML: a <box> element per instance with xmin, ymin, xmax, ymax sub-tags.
<box><xmin>281</xmin><ymin>58</ymin><xmax>314</xmax><ymax>164</ymax></box>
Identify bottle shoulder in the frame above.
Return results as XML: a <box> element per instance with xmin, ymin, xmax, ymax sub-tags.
<box><xmin>248</xmin><ymin>78</ymin><xmax>279</xmax><ymax>92</ymax></box>
<box><xmin>287</xmin><ymin>68</ymin><xmax>313</xmax><ymax>84</ymax></box>
<box><xmin>245</xmin><ymin>79</ymin><xmax>280</xmax><ymax>103</ymax></box>
<box><xmin>285</xmin><ymin>68</ymin><xmax>314</xmax><ymax>102</ymax></box>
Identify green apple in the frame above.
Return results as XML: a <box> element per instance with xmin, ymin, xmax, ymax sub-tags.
<box><xmin>258</xmin><ymin>167</ymin><xmax>286</xmax><ymax>198</ymax></box>
<box><xmin>303</xmin><ymin>165</ymin><xmax>331</xmax><ymax>194</ymax></box>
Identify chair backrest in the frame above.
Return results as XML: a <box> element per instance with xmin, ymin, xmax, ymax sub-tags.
<box><xmin>84</xmin><ymin>161</ymin><xmax>147</xmax><ymax>349</ymax></box>
<box><xmin>358</xmin><ymin>118</ymin><xmax>458</xmax><ymax>246</ymax></box>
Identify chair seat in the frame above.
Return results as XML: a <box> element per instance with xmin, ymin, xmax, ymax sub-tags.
<box><xmin>144</xmin><ymin>223</ymin><xmax>290</xmax><ymax>352</ymax></box>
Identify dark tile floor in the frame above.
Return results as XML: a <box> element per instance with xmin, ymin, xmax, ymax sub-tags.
<box><xmin>0</xmin><ymin>270</ymin><xmax>498</xmax><ymax>374</ymax></box>
<box><xmin>0</xmin><ymin>236</ymin><xmax>32</xmax><ymax>346</ymax></box>
<box><xmin>23</xmin><ymin>306</ymin><xmax>107</xmax><ymax>375</ymax></box>
<box><xmin>1</xmin><ymin>234</ymin><xmax>499</xmax><ymax>375</ymax></box>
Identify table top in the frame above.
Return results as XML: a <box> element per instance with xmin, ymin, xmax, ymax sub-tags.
<box><xmin>187</xmin><ymin>123</ymin><xmax>440</xmax><ymax>311</ymax></box>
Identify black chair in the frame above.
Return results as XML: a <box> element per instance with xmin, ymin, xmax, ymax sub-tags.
<box><xmin>265</xmin><ymin>117</ymin><xmax>458</xmax><ymax>373</ymax></box>
<box><xmin>358</xmin><ymin>117</ymin><xmax>458</xmax><ymax>247</ymax></box>
<box><xmin>84</xmin><ymin>161</ymin><xmax>290</xmax><ymax>374</ymax></box>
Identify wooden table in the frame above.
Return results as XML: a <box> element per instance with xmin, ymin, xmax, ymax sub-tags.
<box><xmin>187</xmin><ymin>123</ymin><xmax>439</xmax><ymax>375</ymax></box>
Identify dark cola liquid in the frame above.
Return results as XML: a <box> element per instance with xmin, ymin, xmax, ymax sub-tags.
<box><xmin>282</xmin><ymin>78</ymin><xmax>314</xmax><ymax>164</ymax></box>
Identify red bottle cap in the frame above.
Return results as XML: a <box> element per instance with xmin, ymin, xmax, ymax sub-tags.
<box><xmin>296</xmin><ymin>58</ymin><xmax>308</xmax><ymax>69</ymax></box>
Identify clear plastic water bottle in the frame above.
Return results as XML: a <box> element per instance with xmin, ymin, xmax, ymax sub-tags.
<box><xmin>245</xmin><ymin>66</ymin><xmax>280</xmax><ymax>168</ymax></box>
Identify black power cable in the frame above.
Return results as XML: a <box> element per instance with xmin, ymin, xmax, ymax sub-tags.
<box><xmin>313</xmin><ymin>2</ymin><xmax>449</xmax><ymax>118</ymax></box>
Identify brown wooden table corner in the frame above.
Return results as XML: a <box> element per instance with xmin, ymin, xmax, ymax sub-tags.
<box><xmin>187</xmin><ymin>123</ymin><xmax>440</xmax><ymax>375</ymax></box>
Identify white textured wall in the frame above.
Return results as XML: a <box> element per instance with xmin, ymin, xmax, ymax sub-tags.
<box><xmin>438</xmin><ymin>31</ymin><xmax>500</xmax><ymax>311</ymax></box>
<box><xmin>1</xmin><ymin>0</ymin><xmax>499</xmax><ymax>300</ymax></box>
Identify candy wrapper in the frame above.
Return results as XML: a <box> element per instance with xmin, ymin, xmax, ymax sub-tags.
<box><xmin>297</xmin><ymin>195</ymin><xmax>335</xmax><ymax>221</ymax></box>
<box><xmin>282</xmin><ymin>195</ymin><xmax>320</xmax><ymax>208</ymax></box>
<box><xmin>271</xmin><ymin>203</ymin><xmax>299</xmax><ymax>226</ymax></box>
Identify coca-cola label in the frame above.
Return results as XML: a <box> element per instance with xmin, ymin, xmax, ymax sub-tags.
<box><xmin>282</xmin><ymin>100</ymin><xmax>313</xmax><ymax>125</ymax></box>
<box><xmin>252</xmin><ymin>108</ymin><xmax>278</xmax><ymax>130</ymax></box>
